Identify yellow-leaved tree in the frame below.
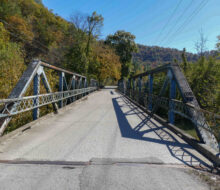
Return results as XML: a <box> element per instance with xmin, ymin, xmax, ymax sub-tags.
<box><xmin>89</xmin><ymin>43</ymin><xmax>121</xmax><ymax>84</ymax></box>
<box><xmin>0</xmin><ymin>22</ymin><xmax>25</xmax><ymax>99</ymax></box>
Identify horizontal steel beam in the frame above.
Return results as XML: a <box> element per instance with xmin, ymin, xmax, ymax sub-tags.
<box><xmin>131</xmin><ymin>64</ymin><xmax>171</xmax><ymax>79</ymax></box>
<box><xmin>0</xmin><ymin>87</ymin><xmax>97</xmax><ymax>118</ymax></box>
<box><xmin>40</xmin><ymin>61</ymin><xmax>86</xmax><ymax>79</ymax></box>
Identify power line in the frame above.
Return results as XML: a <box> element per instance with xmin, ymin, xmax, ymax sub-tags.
<box><xmin>0</xmin><ymin>18</ymin><xmax>62</xmax><ymax>60</ymax></box>
<box><xmin>0</xmin><ymin>18</ymin><xmax>50</xmax><ymax>51</ymax></box>
<box><xmin>158</xmin><ymin>0</ymin><xmax>195</xmax><ymax>46</ymax></box>
<box><xmin>154</xmin><ymin>0</ymin><xmax>183</xmax><ymax>45</ymax></box>
<box><xmin>164</xmin><ymin>0</ymin><xmax>209</xmax><ymax>46</ymax></box>
<box><xmin>5</xmin><ymin>29</ymin><xmax>49</xmax><ymax>55</ymax></box>
<box><xmin>3</xmin><ymin>28</ymin><xmax>62</xmax><ymax>67</ymax></box>
<box><xmin>167</xmin><ymin>0</ymin><xmax>209</xmax><ymax>45</ymax></box>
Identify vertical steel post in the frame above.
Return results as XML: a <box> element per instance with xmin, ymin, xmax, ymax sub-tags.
<box><xmin>72</xmin><ymin>76</ymin><xmax>76</xmax><ymax>102</ymax></box>
<box><xmin>169</xmin><ymin>73</ymin><xmax>176</xmax><ymax>124</ymax></box>
<box><xmin>132</xmin><ymin>79</ymin><xmax>135</xmax><ymax>98</ymax></box>
<box><xmin>126</xmin><ymin>80</ymin><xmax>128</xmax><ymax>96</ymax></box>
<box><xmin>59</xmin><ymin>72</ymin><xmax>64</xmax><ymax>108</ymax></box>
<box><xmin>135</xmin><ymin>79</ymin><xmax>138</xmax><ymax>101</ymax></box>
<box><xmin>79</xmin><ymin>77</ymin><xmax>82</xmax><ymax>98</ymax></box>
<box><xmin>128</xmin><ymin>79</ymin><xmax>131</xmax><ymax>97</ymax></box>
<box><xmin>144</xmin><ymin>81</ymin><xmax>148</xmax><ymax>107</ymax></box>
<box><xmin>33</xmin><ymin>74</ymin><xmax>40</xmax><ymax>120</ymax></box>
<box><xmin>123</xmin><ymin>79</ymin><xmax>126</xmax><ymax>94</ymax></box>
<box><xmin>148</xmin><ymin>74</ymin><xmax>153</xmax><ymax>111</ymax></box>
<box><xmin>84</xmin><ymin>78</ymin><xmax>87</xmax><ymax>96</ymax></box>
<box><xmin>85</xmin><ymin>78</ymin><xmax>87</xmax><ymax>87</ymax></box>
<box><xmin>79</xmin><ymin>77</ymin><xmax>82</xmax><ymax>88</ymax></box>
<box><xmin>120</xmin><ymin>79</ymin><xmax>123</xmax><ymax>93</ymax></box>
<box><xmin>75</xmin><ymin>77</ymin><xmax>79</xmax><ymax>99</ymax></box>
<box><xmin>138</xmin><ymin>77</ymin><xmax>142</xmax><ymax>103</ymax></box>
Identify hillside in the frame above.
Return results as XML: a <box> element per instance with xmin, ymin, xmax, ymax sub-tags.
<box><xmin>132</xmin><ymin>44</ymin><xmax>218</xmax><ymax>70</ymax></box>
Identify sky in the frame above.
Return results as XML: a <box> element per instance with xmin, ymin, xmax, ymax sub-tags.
<box><xmin>42</xmin><ymin>0</ymin><xmax>220</xmax><ymax>53</ymax></box>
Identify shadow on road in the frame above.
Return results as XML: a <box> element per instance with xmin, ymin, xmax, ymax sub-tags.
<box><xmin>112</xmin><ymin>96</ymin><xmax>212</xmax><ymax>171</ymax></box>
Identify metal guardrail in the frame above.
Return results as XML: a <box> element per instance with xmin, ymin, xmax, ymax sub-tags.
<box><xmin>118</xmin><ymin>63</ymin><xmax>219</xmax><ymax>151</ymax></box>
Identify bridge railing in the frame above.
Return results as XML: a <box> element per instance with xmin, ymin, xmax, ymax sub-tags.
<box><xmin>0</xmin><ymin>87</ymin><xmax>96</xmax><ymax>117</ymax></box>
<box><xmin>118</xmin><ymin>63</ymin><xmax>220</xmax><ymax>152</ymax></box>
<box><xmin>0</xmin><ymin>59</ymin><xmax>98</xmax><ymax>135</ymax></box>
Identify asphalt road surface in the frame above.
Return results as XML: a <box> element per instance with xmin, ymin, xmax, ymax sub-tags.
<box><xmin>0</xmin><ymin>89</ymin><xmax>214</xmax><ymax>190</ymax></box>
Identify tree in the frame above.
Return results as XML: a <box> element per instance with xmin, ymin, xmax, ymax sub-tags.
<box><xmin>88</xmin><ymin>42</ymin><xmax>121</xmax><ymax>83</ymax></box>
<box><xmin>70</xmin><ymin>12</ymin><xmax>88</xmax><ymax>33</ymax></box>
<box><xmin>189</xmin><ymin>57</ymin><xmax>219</xmax><ymax>111</ymax></box>
<box><xmin>195</xmin><ymin>29</ymin><xmax>207</xmax><ymax>57</ymax></box>
<box><xmin>105</xmin><ymin>30</ymin><xmax>137</xmax><ymax>78</ymax></box>
<box><xmin>7</xmin><ymin>15</ymin><xmax>34</xmax><ymax>43</ymax></box>
<box><xmin>0</xmin><ymin>22</ymin><xmax>25</xmax><ymax>98</ymax></box>
<box><xmin>34</xmin><ymin>0</ymin><xmax>43</xmax><ymax>4</ymax></box>
<box><xmin>181</xmin><ymin>48</ymin><xmax>188</xmax><ymax>73</ymax></box>
<box><xmin>86</xmin><ymin>11</ymin><xmax>103</xmax><ymax>56</ymax></box>
<box><xmin>70</xmin><ymin>11</ymin><xmax>103</xmax><ymax>74</ymax></box>
<box><xmin>65</xmin><ymin>42</ymin><xmax>87</xmax><ymax>74</ymax></box>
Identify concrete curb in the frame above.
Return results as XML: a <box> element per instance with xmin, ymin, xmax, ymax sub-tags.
<box><xmin>118</xmin><ymin>91</ymin><xmax>220</xmax><ymax>169</ymax></box>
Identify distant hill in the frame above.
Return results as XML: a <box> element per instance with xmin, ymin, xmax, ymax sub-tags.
<box><xmin>132</xmin><ymin>44</ymin><xmax>218</xmax><ymax>70</ymax></box>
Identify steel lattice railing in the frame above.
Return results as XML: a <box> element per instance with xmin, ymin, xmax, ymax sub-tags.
<box><xmin>0</xmin><ymin>87</ymin><xmax>97</xmax><ymax>118</ymax></box>
<box><xmin>118</xmin><ymin>63</ymin><xmax>220</xmax><ymax>151</ymax></box>
<box><xmin>121</xmin><ymin>87</ymin><xmax>220</xmax><ymax>135</ymax></box>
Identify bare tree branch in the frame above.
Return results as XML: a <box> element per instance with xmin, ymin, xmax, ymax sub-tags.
<box><xmin>195</xmin><ymin>29</ymin><xmax>208</xmax><ymax>57</ymax></box>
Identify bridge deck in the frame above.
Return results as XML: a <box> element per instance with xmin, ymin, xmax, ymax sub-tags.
<box><xmin>0</xmin><ymin>89</ymin><xmax>214</xmax><ymax>190</ymax></box>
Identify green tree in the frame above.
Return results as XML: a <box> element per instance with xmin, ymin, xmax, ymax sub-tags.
<box><xmin>86</xmin><ymin>11</ymin><xmax>104</xmax><ymax>57</ymax></box>
<box><xmin>181</xmin><ymin>48</ymin><xmax>188</xmax><ymax>73</ymax></box>
<box><xmin>70</xmin><ymin>11</ymin><xmax>103</xmax><ymax>74</ymax></box>
<box><xmin>65</xmin><ymin>41</ymin><xmax>87</xmax><ymax>74</ymax></box>
<box><xmin>105</xmin><ymin>30</ymin><xmax>137</xmax><ymax>78</ymax></box>
<box><xmin>184</xmin><ymin>57</ymin><xmax>220</xmax><ymax>113</ymax></box>
<box><xmin>194</xmin><ymin>29</ymin><xmax>207</xmax><ymax>57</ymax></box>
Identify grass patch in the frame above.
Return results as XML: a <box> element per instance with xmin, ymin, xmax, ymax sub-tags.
<box><xmin>175</xmin><ymin>119</ymin><xmax>199</xmax><ymax>140</ymax></box>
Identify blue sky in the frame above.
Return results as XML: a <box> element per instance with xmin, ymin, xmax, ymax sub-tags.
<box><xmin>42</xmin><ymin>0</ymin><xmax>220</xmax><ymax>53</ymax></box>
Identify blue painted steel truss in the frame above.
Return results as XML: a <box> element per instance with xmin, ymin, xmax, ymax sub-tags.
<box><xmin>0</xmin><ymin>60</ymin><xmax>98</xmax><ymax>136</ymax></box>
<box><xmin>118</xmin><ymin>63</ymin><xmax>219</xmax><ymax>151</ymax></box>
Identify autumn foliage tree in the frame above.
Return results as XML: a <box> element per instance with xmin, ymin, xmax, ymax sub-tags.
<box><xmin>88</xmin><ymin>42</ymin><xmax>121</xmax><ymax>83</ymax></box>
<box><xmin>0</xmin><ymin>22</ymin><xmax>25</xmax><ymax>98</ymax></box>
<box><xmin>0</xmin><ymin>0</ymin><xmax>123</xmax><ymax>90</ymax></box>
<box><xmin>105</xmin><ymin>30</ymin><xmax>138</xmax><ymax>78</ymax></box>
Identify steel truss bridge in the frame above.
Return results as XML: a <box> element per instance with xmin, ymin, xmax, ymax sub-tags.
<box><xmin>0</xmin><ymin>60</ymin><xmax>219</xmax><ymax>189</ymax></box>
<box><xmin>0</xmin><ymin>60</ymin><xmax>219</xmax><ymax>151</ymax></box>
